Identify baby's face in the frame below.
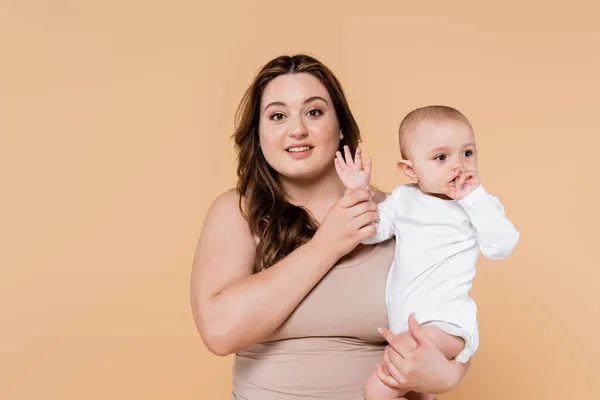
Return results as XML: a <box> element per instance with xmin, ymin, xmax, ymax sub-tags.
<box><xmin>406</xmin><ymin>119</ymin><xmax>478</xmax><ymax>195</ymax></box>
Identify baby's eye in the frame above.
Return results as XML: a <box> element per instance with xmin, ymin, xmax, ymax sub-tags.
<box><xmin>270</xmin><ymin>113</ymin><xmax>285</xmax><ymax>121</ymax></box>
<box><xmin>434</xmin><ymin>154</ymin><xmax>447</xmax><ymax>161</ymax></box>
<box><xmin>464</xmin><ymin>150</ymin><xmax>474</xmax><ymax>157</ymax></box>
<box><xmin>307</xmin><ymin>108</ymin><xmax>322</xmax><ymax>117</ymax></box>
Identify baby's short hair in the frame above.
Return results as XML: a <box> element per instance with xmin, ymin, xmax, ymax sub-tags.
<box><xmin>398</xmin><ymin>105</ymin><xmax>472</xmax><ymax>159</ymax></box>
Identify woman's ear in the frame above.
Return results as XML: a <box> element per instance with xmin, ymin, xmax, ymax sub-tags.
<box><xmin>339</xmin><ymin>130</ymin><xmax>344</xmax><ymax>140</ymax></box>
<box><xmin>397</xmin><ymin>160</ymin><xmax>417</xmax><ymax>182</ymax></box>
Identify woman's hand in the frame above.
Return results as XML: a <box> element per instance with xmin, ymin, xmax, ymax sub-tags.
<box><xmin>376</xmin><ymin>313</ymin><xmax>469</xmax><ymax>394</ymax></box>
<box><xmin>312</xmin><ymin>188</ymin><xmax>378</xmax><ymax>260</ymax></box>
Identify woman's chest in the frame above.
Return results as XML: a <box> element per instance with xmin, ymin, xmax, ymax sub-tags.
<box><xmin>268</xmin><ymin>240</ymin><xmax>394</xmax><ymax>343</ymax></box>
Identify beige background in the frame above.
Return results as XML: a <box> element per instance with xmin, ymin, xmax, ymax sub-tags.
<box><xmin>1</xmin><ymin>1</ymin><xmax>598</xmax><ymax>399</ymax></box>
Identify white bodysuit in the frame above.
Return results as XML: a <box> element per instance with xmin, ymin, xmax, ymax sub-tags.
<box><xmin>363</xmin><ymin>183</ymin><xmax>519</xmax><ymax>362</ymax></box>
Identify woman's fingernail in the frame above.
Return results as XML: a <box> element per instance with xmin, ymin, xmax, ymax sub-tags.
<box><xmin>377</xmin><ymin>328</ymin><xmax>384</xmax><ymax>334</ymax></box>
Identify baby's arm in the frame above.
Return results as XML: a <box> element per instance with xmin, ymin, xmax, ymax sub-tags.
<box><xmin>419</xmin><ymin>325</ymin><xmax>466</xmax><ymax>360</ymax></box>
<box><xmin>361</xmin><ymin>194</ymin><xmax>397</xmax><ymax>244</ymax></box>
<box><xmin>365</xmin><ymin>369</ymin><xmax>407</xmax><ymax>400</ymax></box>
<box><xmin>458</xmin><ymin>185</ymin><xmax>520</xmax><ymax>259</ymax></box>
<box><xmin>334</xmin><ymin>145</ymin><xmax>399</xmax><ymax>244</ymax></box>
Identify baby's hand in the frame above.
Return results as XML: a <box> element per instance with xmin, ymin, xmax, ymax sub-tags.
<box><xmin>334</xmin><ymin>145</ymin><xmax>372</xmax><ymax>191</ymax></box>
<box><xmin>444</xmin><ymin>165</ymin><xmax>480</xmax><ymax>201</ymax></box>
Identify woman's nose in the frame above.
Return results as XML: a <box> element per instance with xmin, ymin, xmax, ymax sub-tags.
<box><xmin>288</xmin><ymin>117</ymin><xmax>308</xmax><ymax>138</ymax></box>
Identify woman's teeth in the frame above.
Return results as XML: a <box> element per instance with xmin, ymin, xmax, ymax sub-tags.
<box><xmin>287</xmin><ymin>146</ymin><xmax>311</xmax><ymax>152</ymax></box>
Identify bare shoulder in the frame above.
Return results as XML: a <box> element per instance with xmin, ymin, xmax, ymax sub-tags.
<box><xmin>203</xmin><ymin>187</ymin><xmax>248</xmax><ymax>223</ymax></box>
<box><xmin>193</xmin><ymin>188</ymin><xmax>255</xmax><ymax>276</ymax></box>
<box><xmin>199</xmin><ymin>187</ymin><xmax>255</xmax><ymax>247</ymax></box>
<box><xmin>207</xmin><ymin>188</ymin><xmax>243</xmax><ymax>215</ymax></box>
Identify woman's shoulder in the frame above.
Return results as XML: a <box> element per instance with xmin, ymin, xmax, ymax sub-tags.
<box><xmin>209</xmin><ymin>188</ymin><xmax>243</xmax><ymax>213</ymax></box>
<box><xmin>212</xmin><ymin>187</ymin><xmax>239</xmax><ymax>202</ymax></box>
<box><xmin>203</xmin><ymin>188</ymin><xmax>256</xmax><ymax>241</ymax></box>
<box><xmin>205</xmin><ymin>188</ymin><xmax>247</xmax><ymax>224</ymax></box>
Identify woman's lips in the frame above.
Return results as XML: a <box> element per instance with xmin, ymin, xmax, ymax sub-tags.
<box><xmin>286</xmin><ymin>145</ymin><xmax>314</xmax><ymax>159</ymax></box>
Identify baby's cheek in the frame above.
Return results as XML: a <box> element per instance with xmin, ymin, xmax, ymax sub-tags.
<box><xmin>426</xmin><ymin>169</ymin><xmax>444</xmax><ymax>185</ymax></box>
<box><xmin>421</xmin><ymin>176</ymin><xmax>442</xmax><ymax>192</ymax></box>
<box><xmin>464</xmin><ymin>157</ymin><xmax>478</xmax><ymax>170</ymax></box>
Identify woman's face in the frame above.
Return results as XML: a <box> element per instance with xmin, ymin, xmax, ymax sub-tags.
<box><xmin>258</xmin><ymin>73</ymin><xmax>343</xmax><ymax>181</ymax></box>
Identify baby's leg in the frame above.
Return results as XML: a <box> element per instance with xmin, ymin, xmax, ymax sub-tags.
<box><xmin>364</xmin><ymin>368</ymin><xmax>407</xmax><ymax>400</ymax></box>
<box><xmin>364</xmin><ymin>326</ymin><xmax>463</xmax><ymax>400</ymax></box>
<box><xmin>420</xmin><ymin>324</ymin><xmax>465</xmax><ymax>360</ymax></box>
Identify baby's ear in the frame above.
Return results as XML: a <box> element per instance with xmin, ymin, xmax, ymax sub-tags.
<box><xmin>397</xmin><ymin>160</ymin><xmax>417</xmax><ymax>182</ymax></box>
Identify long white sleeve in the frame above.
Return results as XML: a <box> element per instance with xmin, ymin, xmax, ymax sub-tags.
<box><xmin>361</xmin><ymin>189</ymin><xmax>400</xmax><ymax>245</ymax></box>
<box><xmin>457</xmin><ymin>185</ymin><xmax>520</xmax><ymax>259</ymax></box>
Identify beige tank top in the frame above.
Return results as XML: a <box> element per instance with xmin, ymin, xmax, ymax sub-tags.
<box><xmin>232</xmin><ymin>239</ymin><xmax>395</xmax><ymax>399</ymax></box>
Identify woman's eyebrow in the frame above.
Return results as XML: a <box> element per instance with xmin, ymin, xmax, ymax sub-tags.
<box><xmin>263</xmin><ymin>96</ymin><xmax>329</xmax><ymax>112</ymax></box>
<box><xmin>303</xmin><ymin>96</ymin><xmax>328</xmax><ymax>105</ymax></box>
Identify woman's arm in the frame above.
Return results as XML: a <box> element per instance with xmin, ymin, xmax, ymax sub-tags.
<box><xmin>376</xmin><ymin>313</ymin><xmax>470</xmax><ymax>394</ymax></box>
<box><xmin>190</xmin><ymin>190</ymin><xmax>338</xmax><ymax>356</ymax></box>
<box><xmin>190</xmin><ymin>188</ymin><xmax>377</xmax><ymax>356</ymax></box>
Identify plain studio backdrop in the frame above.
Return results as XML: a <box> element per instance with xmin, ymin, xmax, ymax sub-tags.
<box><xmin>1</xmin><ymin>1</ymin><xmax>598</xmax><ymax>399</ymax></box>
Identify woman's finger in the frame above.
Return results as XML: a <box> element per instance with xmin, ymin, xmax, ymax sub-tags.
<box><xmin>376</xmin><ymin>362</ymin><xmax>402</xmax><ymax>389</ymax></box>
<box><xmin>382</xmin><ymin>352</ymin><xmax>408</xmax><ymax>387</ymax></box>
<box><xmin>354</xmin><ymin>210</ymin><xmax>378</xmax><ymax>229</ymax></box>
<box><xmin>385</xmin><ymin>344</ymin><xmax>409</xmax><ymax>372</ymax></box>
<box><xmin>379</xmin><ymin>328</ymin><xmax>416</xmax><ymax>356</ymax></box>
<box><xmin>339</xmin><ymin>189</ymin><xmax>371</xmax><ymax>208</ymax></box>
<box><xmin>348</xmin><ymin>200</ymin><xmax>377</xmax><ymax>218</ymax></box>
<box><xmin>407</xmin><ymin>312</ymin><xmax>429</xmax><ymax>347</ymax></box>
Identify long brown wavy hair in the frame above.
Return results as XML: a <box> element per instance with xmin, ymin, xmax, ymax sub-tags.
<box><xmin>233</xmin><ymin>54</ymin><xmax>361</xmax><ymax>272</ymax></box>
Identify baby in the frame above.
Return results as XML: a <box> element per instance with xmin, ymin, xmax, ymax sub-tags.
<box><xmin>335</xmin><ymin>105</ymin><xmax>520</xmax><ymax>399</ymax></box>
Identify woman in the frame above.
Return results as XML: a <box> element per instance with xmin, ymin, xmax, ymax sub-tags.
<box><xmin>190</xmin><ymin>54</ymin><xmax>469</xmax><ymax>399</ymax></box>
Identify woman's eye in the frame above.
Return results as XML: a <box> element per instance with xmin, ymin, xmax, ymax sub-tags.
<box><xmin>434</xmin><ymin>154</ymin><xmax>447</xmax><ymax>161</ymax></box>
<box><xmin>270</xmin><ymin>113</ymin><xmax>285</xmax><ymax>121</ymax></box>
<box><xmin>307</xmin><ymin>108</ymin><xmax>322</xmax><ymax>117</ymax></box>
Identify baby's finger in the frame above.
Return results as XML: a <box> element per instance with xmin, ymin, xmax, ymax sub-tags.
<box><xmin>334</xmin><ymin>158</ymin><xmax>344</xmax><ymax>175</ymax></box>
<box><xmin>335</xmin><ymin>151</ymin><xmax>347</xmax><ymax>170</ymax></box>
<box><xmin>364</xmin><ymin>157</ymin><xmax>372</xmax><ymax>176</ymax></box>
<box><xmin>464</xmin><ymin>170</ymin><xmax>477</xmax><ymax>182</ymax></box>
<box><xmin>444</xmin><ymin>186</ymin><xmax>455</xmax><ymax>199</ymax></box>
<box><xmin>354</xmin><ymin>147</ymin><xmax>362</xmax><ymax>167</ymax></box>
<box><xmin>456</xmin><ymin>171</ymin><xmax>468</xmax><ymax>189</ymax></box>
<box><xmin>343</xmin><ymin>145</ymin><xmax>353</xmax><ymax>165</ymax></box>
